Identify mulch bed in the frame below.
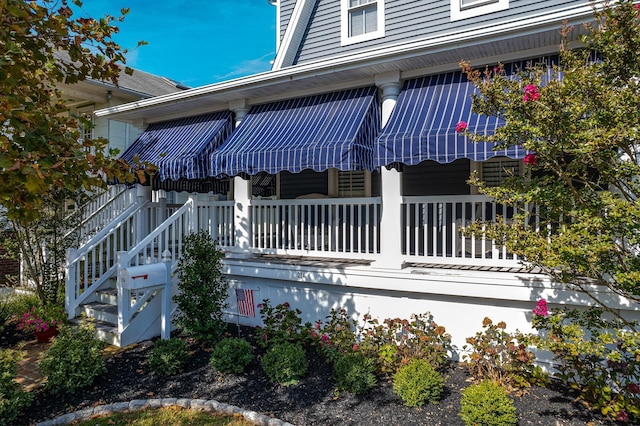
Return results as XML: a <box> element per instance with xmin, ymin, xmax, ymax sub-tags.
<box><xmin>2</xmin><ymin>324</ymin><xmax>618</xmax><ymax>426</ymax></box>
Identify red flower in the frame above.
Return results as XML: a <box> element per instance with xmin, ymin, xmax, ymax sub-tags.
<box><xmin>283</xmin><ymin>302</ymin><xmax>290</xmax><ymax>309</ymax></box>
<box><xmin>532</xmin><ymin>299</ymin><xmax>548</xmax><ymax>317</ymax></box>
<box><xmin>523</xmin><ymin>153</ymin><xmax>537</xmax><ymax>166</ymax></box>
<box><xmin>627</xmin><ymin>383</ymin><xmax>640</xmax><ymax>394</ymax></box>
<box><xmin>523</xmin><ymin>84</ymin><xmax>540</xmax><ymax>102</ymax></box>
<box><xmin>455</xmin><ymin>121</ymin><xmax>468</xmax><ymax>133</ymax></box>
<box><xmin>617</xmin><ymin>411</ymin><xmax>629</xmax><ymax>422</ymax></box>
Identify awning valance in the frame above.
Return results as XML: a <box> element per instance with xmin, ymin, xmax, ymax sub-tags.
<box><xmin>120</xmin><ymin>111</ymin><xmax>234</xmax><ymax>182</ymax></box>
<box><xmin>209</xmin><ymin>86</ymin><xmax>380</xmax><ymax>177</ymax></box>
<box><xmin>375</xmin><ymin>57</ymin><xmax>557</xmax><ymax>167</ymax></box>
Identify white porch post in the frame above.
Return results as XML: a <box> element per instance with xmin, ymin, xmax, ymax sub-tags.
<box><xmin>229</xmin><ymin>100</ymin><xmax>252</xmax><ymax>258</ymax></box>
<box><xmin>135</xmin><ymin>184</ymin><xmax>152</xmax><ymax>245</ymax></box>
<box><xmin>374</xmin><ymin>72</ymin><xmax>402</xmax><ymax>268</ymax></box>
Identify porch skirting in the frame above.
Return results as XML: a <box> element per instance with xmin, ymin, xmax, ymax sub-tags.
<box><xmin>222</xmin><ymin>256</ymin><xmax>640</xmax><ymax>358</ymax></box>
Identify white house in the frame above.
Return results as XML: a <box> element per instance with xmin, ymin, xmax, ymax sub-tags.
<box><xmin>66</xmin><ymin>0</ymin><xmax>640</xmax><ymax>350</ymax></box>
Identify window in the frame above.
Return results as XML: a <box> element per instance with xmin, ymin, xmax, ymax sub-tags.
<box><xmin>338</xmin><ymin>170</ymin><xmax>366</xmax><ymax>197</ymax></box>
<box><xmin>341</xmin><ymin>0</ymin><xmax>384</xmax><ymax>46</ymax></box>
<box><xmin>481</xmin><ymin>158</ymin><xmax>521</xmax><ymax>187</ymax></box>
<box><xmin>450</xmin><ymin>0</ymin><xmax>508</xmax><ymax>21</ymax></box>
<box><xmin>77</xmin><ymin>106</ymin><xmax>94</xmax><ymax>141</ymax></box>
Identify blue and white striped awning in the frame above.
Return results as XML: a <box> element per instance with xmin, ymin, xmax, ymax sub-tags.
<box><xmin>375</xmin><ymin>57</ymin><xmax>557</xmax><ymax>167</ymax></box>
<box><xmin>209</xmin><ymin>86</ymin><xmax>380</xmax><ymax>177</ymax></box>
<box><xmin>120</xmin><ymin>112</ymin><xmax>234</xmax><ymax>181</ymax></box>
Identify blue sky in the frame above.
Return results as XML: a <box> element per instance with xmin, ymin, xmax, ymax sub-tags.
<box><xmin>75</xmin><ymin>1</ymin><xmax>277</xmax><ymax>88</ymax></box>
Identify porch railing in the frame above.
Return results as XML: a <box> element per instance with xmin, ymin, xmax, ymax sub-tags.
<box><xmin>401</xmin><ymin>195</ymin><xmax>528</xmax><ymax>267</ymax></box>
<box><xmin>250</xmin><ymin>197</ymin><xmax>381</xmax><ymax>259</ymax></box>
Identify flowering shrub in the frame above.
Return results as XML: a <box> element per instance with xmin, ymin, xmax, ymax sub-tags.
<box><xmin>357</xmin><ymin>312</ymin><xmax>452</xmax><ymax>374</ymax></box>
<box><xmin>16</xmin><ymin>304</ymin><xmax>66</xmax><ymax>334</ymax></box>
<box><xmin>255</xmin><ymin>299</ymin><xmax>306</xmax><ymax>348</ymax></box>
<box><xmin>462</xmin><ymin>317</ymin><xmax>544</xmax><ymax>390</ymax></box>
<box><xmin>531</xmin><ymin>303</ymin><xmax>640</xmax><ymax>422</ymax></box>
<box><xmin>312</xmin><ymin>308</ymin><xmax>358</xmax><ymax>364</ymax></box>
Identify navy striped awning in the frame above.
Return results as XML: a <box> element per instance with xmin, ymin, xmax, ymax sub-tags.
<box><xmin>209</xmin><ymin>86</ymin><xmax>380</xmax><ymax>177</ymax></box>
<box><xmin>375</xmin><ymin>57</ymin><xmax>557</xmax><ymax>167</ymax></box>
<box><xmin>120</xmin><ymin>111</ymin><xmax>234</xmax><ymax>182</ymax></box>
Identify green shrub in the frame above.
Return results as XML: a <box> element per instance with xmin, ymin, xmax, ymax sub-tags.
<box><xmin>393</xmin><ymin>359</ymin><xmax>444</xmax><ymax>407</ymax></box>
<box><xmin>261</xmin><ymin>342</ymin><xmax>308</xmax><ymax>385</ymax></box>
<box><xmin>459</xmin><ymin>380</ymin><xmax>517</xmax><ymax>426</ymax></box>
<box><xmin>148</xmin><ymin>338</ymin><xmax>190</xmax><ymax>375</ymax></box>
<box><xmin>210</xmin><ymin>337</ymin><xmax>253</xmax><ymax>374</ymax></box>
<box><xmin>173</xmin><ymin>231</ymin><xmax>228</xmax><ymax>345</ymax></box>
<box><xmin>38</xmin><ymin>324</ymin><xmax>106</xmax><ymax>394</ymax></box>
<box><xmin>332</xmin><ymin>351</ymin><xmax>377</xmax><ymax>394</ymax></box>
<box><xmin>256</xmin><ymin>299</ymin><xmax>305</xmax><ymax>348</ymax></box>
<box><xmin>463</xmin><ymin>317</ymin><xmax>544</xmax><ymax>390</ymax></box>
<box><xmin>531</xmin><ymin>304</ymin><xmax>640</xmax><ymax>422</ymax></box>
<box><xmin>313</xmin><ymin>308</ymin><xmax>358</xmax><ymax>364</ymax></box>
<box><xmin>0</xmin><ymin>349</ymin><xmax>32</xmax><ymax>425</ymax></box>
<box><xmin>358</xmin><ymin>312</ymin><xmax>452</xmax><ymax>374</ymax></box>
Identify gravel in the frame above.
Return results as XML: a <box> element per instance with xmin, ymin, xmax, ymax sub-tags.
<box><xmin>3</xmin><ymin>325</ymin><xmax>617</xmax><ymax>426</ymax></box>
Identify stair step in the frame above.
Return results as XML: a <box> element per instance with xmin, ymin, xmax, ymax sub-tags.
<box><xmin>70</xmin><ymin>318</ymin><xmax>120</xmax><ymax>347</ymax></box>
<box><xmin>82</xmin><ymin>302</ymin><xmax>118</xmax><ymax>324</ymax></box>
<box><xmin>96</xmin><ymin>287</ymin><xmax>117</xmax><ymax>305</ymax></box>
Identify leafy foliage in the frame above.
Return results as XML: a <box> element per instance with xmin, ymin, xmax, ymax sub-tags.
<box><xmin>260</xmin><ymin>342</ymin><xmax>308</xmax><ymax>386</ymax></box>
<box><xmin>148</xmin><ymin>338</ymin><xmax>190</xmax><ymax>376</ymax></box>
<box><xmin>531</xmin><ymin>305</ymin><xmax>640</xmax><ymax>422</ymax></box>
<box><xmin>255</xmin><ymin>299</ymin><xmax>306</xmax><ymax>348</ymax></box>
<box><xmin>357</xmin><ymin>312</ymin><xmax>452</xmax><ymax>374</ymax></box>
<box><xmin>0</xmin><ymin>0</ymin><xmax>143</xmax><ymax>223</ymax></box>
<box><xmin>0</xmin><ymin>349</ymin><xmax>32</xmax><ymax>425</ymax></box>
<box><xmin>210</xmin><ymin>337</ymin><xmax>254</xmax><ymax>374</ymax></box>
<box><xmin>463</xmin><ymin>317</ymin><xmax>545</xmax><ymax>390</ymax></box>
<box><xmin>459</xmin><ymin>380</ymin><xmax>517</xmax><ymax>426</ymax></box>
<box><xmin>332</xmin><ymin>351</ymin><xmax>377</xmax><ymax>394</ymax></box>
<box><xmin>392</xmin><ymin>359</ymin><xmax>444</xmax><ymax>407</ymax></box>
<box><xmin>38</xmin><ymin>324</ymin><xmax>106</xmax><ymax>394</ymax></box>
<box><xmin>311</xmin><ymin>308</ymin><xmax>358</xmax><ymax>364</ymax></box>
<box><xmin>173</xmin><ymin>231</ymin><xmax>228</xmax><ymax>345</ymax></box>
<box><xmin>460</xmin><ymin>0</ymin><xmax>640</xmax><ymax>322</ymax></box>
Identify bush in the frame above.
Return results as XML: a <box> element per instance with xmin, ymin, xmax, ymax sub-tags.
<box><xmin>463</xmin><ymin>317</ymin><xmax>544</xmax><ymax>390</ymax></box>
<box><xmin>531</xmin><ymin>304</ymin><xmax>640</xmax><ymax>422</ymax></box>
<box><xmin>173</xmin><ymin>231</ymin><xmax>228</xmax><ymax>345</ymax></box>
<box><xmin>459</xmin><ymin>380</ymin><xmax>517</xmax><ymax>426</ymax></box>
<box><xmin>393</xmin><ymin>359</ymin><xmax>444</xmax><ymax>407</ymax></box>
<box><xmin>0</xmin><ymin>349</ymin><xmax>32</xmax><ymax>425</ymax></box>
<box><xmin>210</xmin><ymin>337</ymin><xmax>254</xmax><ymax>374</ymax></box>
<box><xmin>148</xmin><ymin>338</ymin><xmax>190</xmax><ymax>375</ymax></box>
<box><xmin>358</xmin><ymin>312</ymin><xmax>452</xmax><ymax>374</ymax></box>
<box><xmin>313</xmin><ymin>308</ymin><xmax>358</xmax><ymax>364</ymax></box>
<box><xmin>255</xmin><ymin>299</ymin><xmax>306</xmax><ymax>348</ymax></box>
<box><xmin>333</xmin><ymin>352</ymin><xmax>377</xmax><ymax>394</ymax></box>
<box><xmin>261</xmin><ymin>342</ymin><xmax>308</xmax><ymax>385</ymax></box>
<box><xmin>38</xmin><ymin>324</ymin><xmax>106</xmax><ymax>394</ymax></box>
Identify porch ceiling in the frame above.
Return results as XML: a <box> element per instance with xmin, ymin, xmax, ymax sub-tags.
<box><xmin>97</xmin><ymin>21</ymin><xmax>587</xmax><ymax>124</ymax></box>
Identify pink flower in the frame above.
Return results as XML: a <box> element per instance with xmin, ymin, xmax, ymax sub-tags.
<box><xmin>352</xmin><ymin>343</ymin><xmax>360</xmax><ymax>351</ymax></box>
<box><xmin>283</xmin><ymin>302</ymin><xmax>290</xmax><ymax>309</ymax></box>
<box><xmin>455</xmin><ymin>121</ymin><xmax>468</xmax><ymax>133</ymax></box>
<box><xmin>532</xmin><ymin>299</ymin><xmax>548</xmax><ymax>317</ymax></box>
<box><xmin>523</xmin><ymin>84</ymin><xmax>540</xmax><ymax>102</ymax></box>
<box><xmin>257</xmin><ymin>303</ymin><xmax>263</xmax><ymax>309</ymax></box>
<box><xmin>617</xmin><ymin>411</ymin><xmax>629</xmax><ymax>422</ymax></box>
<box><xmin>523</xmin><ymin>153</ymin><xmax>537</xmax><ymax>166</ymax></box>
<box><xmin>627</xmin><ymin>383</ymin><xmax>640</xmax><ymax>394</ymax></box>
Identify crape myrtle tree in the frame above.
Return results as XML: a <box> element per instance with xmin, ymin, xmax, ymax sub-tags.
<box><xmin>459</xmin><ymin>0</ymin><xmax>640</xmax><ymax>327</ymax></box>
<box><xmin>1</xmin><ymin>0</ymin><xmax>144</xmax><ymax>302</ymax></box>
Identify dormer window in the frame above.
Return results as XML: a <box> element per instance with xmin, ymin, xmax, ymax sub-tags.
<box><xmin>341</xmin><ymin>0</ymin><xmax>385</xmax><ymax>46</ymax></box>
<box><xmin>450</xmin><ymin>0</ymin><xmax>508</xmax><ymax>21</ymax></box>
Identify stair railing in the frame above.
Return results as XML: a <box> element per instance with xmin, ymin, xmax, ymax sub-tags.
<box><xmin>65</xmin><ymin>200</ymin><xmax>146</xmax><ymax>318</ymax></box>
<box><xmin>115</xmin><ymin>196</ymin><xmax>196</xmax><ymax>338</ymax></box>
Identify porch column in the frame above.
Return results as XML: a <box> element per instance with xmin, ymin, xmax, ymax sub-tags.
<box><xmin>229</xmin><ymin>100</ymin><xmax>252</xmax><ymax>257</ymax></box>
<box><xmin>135</xmin><ymin>184</ymin><xmax>152</xmax><ymax>245</ymax></box>
<box><xmin>374</xmin><ymin>73</ymin><xmax>402</xmax><ymax>269</ymax></box>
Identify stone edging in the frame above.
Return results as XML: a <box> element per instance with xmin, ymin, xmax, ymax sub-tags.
<box><xmin>35</xmin><ymin>398</ymin><xmax>294</xmax><ymax>426</ymax></box>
